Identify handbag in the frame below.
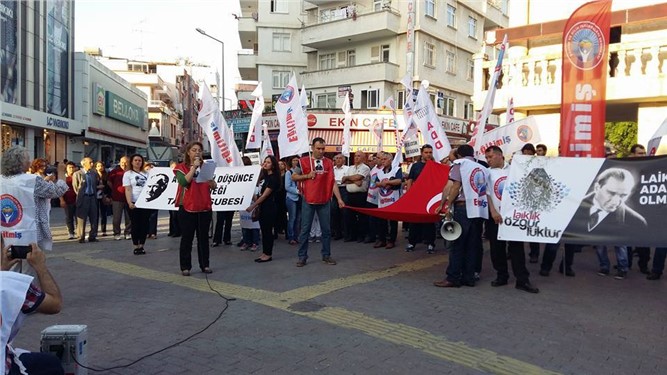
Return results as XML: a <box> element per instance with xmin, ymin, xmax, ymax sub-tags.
<box><xmin>251</xmin><ymin>204</ymin><xmax>261</xmax><ymax>222</ymax></box>
<box><xmin>102</xmin><ymin>196</ymin><xmax>113</xmax><ymax>206</ymax></box>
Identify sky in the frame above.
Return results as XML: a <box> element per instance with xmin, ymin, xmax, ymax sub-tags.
<box><xmin>75</xmin><ymin>0</ymin><xmax>243</xmax><ymax>105</ymax></box>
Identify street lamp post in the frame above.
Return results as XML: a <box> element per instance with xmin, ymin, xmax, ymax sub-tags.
<box><xmin>196</xmin><ymin>28</ymin><xmax>225</xmax><ymax>112</ymax></box>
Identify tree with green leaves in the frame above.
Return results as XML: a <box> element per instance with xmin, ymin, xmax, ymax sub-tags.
<box><xmin>605</xmin><ymin>121</ymin><xmax>637</xmax><ymax>157</ymax></box>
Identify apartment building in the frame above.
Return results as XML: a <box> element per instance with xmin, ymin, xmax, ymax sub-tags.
<box><xmin>473</xmin><ymin>0</ymin><xmax>667</xmax><ymax>154</ymax></box>
<box><xmin>236</xmin><ymin>0</ymin><xmax>509</xmax><ymax>153</ymax></box>
<box><xmin>238</xmin><ymin>0</ymin><xmax>308</xmax><ymax>104</ymax></box>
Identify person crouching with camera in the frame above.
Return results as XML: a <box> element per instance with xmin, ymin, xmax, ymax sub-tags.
<box><xmin>1</xmin><ymin>242</ymin><xmax>64</xmax><ymax>375</ymax></box>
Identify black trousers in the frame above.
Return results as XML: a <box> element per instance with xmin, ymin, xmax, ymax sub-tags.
<box><xmin>377</xmin><ymin>219</ymin><xmax>398</xmax><ymax>243</ymax></box>
<box><xmin>129</xmin><ymin>207</ymin><xmax>151</xmax><ymax>246</ymax></box>
<box><xmin>259</xmin><ymin>202</ymin><xmax>277</xmax><ymax>256</ymax></box>
<box><xmin>169</xmin><ymin>210</ymin><xmax>181</xmax><ymax>236</ymax></box>
<box><xmin>541</xmin><ymin>243</ymin><xmax>576</xmax><ymax>272</ymax></box>
<box><xmin>487</xmin><ymin>219</ymin><xmax>529</xmax><ymax>284</ymax></box>
<box><xmin>178</xmin><ymin>208</ymin><xmax>212</xmax><ymax>271</ymax></box>
<box><xmin>344</xmin><ymin>191</ymin><xmax>369</xmax><ymax>240</ymax></box>
<box><xmin>213</xmin><ymin>211</ymin><xmax>234</xmax><ymax>243</ymax></box>
<box><xmin>9</xmin><ymin>352</ymin><xmax>64</xmax><ymax>375</ymax></box>
<box><xmin>408</xmin><ymin>222</ymin><xmax>436</xmax><ymax>246</ymax></box>
<box><xmin>629</xmin><ymin>247</ymin><xmax>651</xmax><ymax>270</ymax></box>
<box><xmin>331</xmin><ymin>189</ymin><xmax>346</xmax><ymax>238</ymax></box>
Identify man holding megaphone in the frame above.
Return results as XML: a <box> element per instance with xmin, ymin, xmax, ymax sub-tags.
<box><xmin>483</xmin><ymin>146</ymin><xmax>539</xmax><ymax>294</ymax></box>
<box><xmin>433</xmin><ymin>144</ymin><xmax>488</xmax><ymax>288</ymax></box>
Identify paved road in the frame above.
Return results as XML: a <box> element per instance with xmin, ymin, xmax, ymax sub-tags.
<box><xmin>12</xmin><ymin>208</ymin><xmax>666</xmax><ymax>374</ymax></box>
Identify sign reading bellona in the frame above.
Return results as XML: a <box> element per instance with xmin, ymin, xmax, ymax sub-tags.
<box><xmin>105</xmin><ymin>91</ymin><xmax>144</xmax><ymax>127</ymax></box>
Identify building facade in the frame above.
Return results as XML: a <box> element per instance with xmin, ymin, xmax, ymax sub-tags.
<box><xmin>236</xmin><ymin>0</ymin><xmax>509</xmax><ymax>153</ymax></box>
<box><xmin>74</xmin><ymin>52</ymin><xmax>148</xmax><ymax>165</ymax></box>
<box><xmin>473</xmin><ymin>0</ymin><xmax>667</xmax><ymax>154</ymax></box>
<box><xmin>237</xmin><ymin>0</ymin><xmax>309</xmax><ymax>100</ymax></box>
<box><xmin>1</xmin><ymin>0</ymin><xmax>84</xmax><ymax>162</ymax></box>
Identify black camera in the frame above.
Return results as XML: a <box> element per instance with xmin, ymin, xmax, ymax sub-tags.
<box><xmin>8</xmin><ymin>245</ymin><xmax>32</xmax><ymax>259</ymax></box>
<box><xmin>45</xmin><ymin>166</ymin><xmax>57</xmax><ymax>176</ymax></box>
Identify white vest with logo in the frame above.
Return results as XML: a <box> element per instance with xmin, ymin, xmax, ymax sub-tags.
<box><xmin>1</xmin><ymin>174</ymin><xmax>38</xmax><ymax>246</ymax></box>
<box><xmin>366</xmin><ymin>166</ymin><xmax>381</xmax><ymax>205</ymax></box>
<box><xmin>487</xmin><ymin>164</ymin><xmax>509</xmax><ymax>213</ymax></box>
<box><xmin>455</xmin><ymin>158</ymin><xmax>489</xmax><ymax>219</ymax></box>
<box><xmin>376</xmin><ymin>166</ymin><xmax>401</xmax><ymax>208</ymax></box>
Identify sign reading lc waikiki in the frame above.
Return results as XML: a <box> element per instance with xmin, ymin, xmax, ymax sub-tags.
<box><xmin>105</xmin><ymin>91</ymin><xmax>144</xmax><ymax>128</ymax></box>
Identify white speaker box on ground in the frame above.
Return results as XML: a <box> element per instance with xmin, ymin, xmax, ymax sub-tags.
<box><xmin>40</xmin><ymin>325</ymin><xmax>88</xmax><ymax>375</ymax></box>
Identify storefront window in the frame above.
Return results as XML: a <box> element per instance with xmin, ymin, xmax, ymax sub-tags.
<box><xmin>1</xmin><ymin>124</ymin><xmax>25</xmax><ymax>152</ymax></box>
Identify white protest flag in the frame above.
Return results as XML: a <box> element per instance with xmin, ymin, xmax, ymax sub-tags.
<box><xmin>300</xmin><ymin>83</ymin><xmax>308</xmax><ymax>113</ymax></box>
<box><xmin>506</xmin><ymin>96</ymin><xmax>515</xmax><ymax>125</ymax></box>
<box><xmin>470</xmin><ymin>34</ymin><xmax>508</xmax><ymax>158</ymax></box>
<box><xmin>260</xmin><ymin>123</ymin><xmax>274</xmax><ymax>160</ymax></box>
<box><xmin>647</xmin><ymin>117</ymin><xmax>667</xmax><ymax>156</ymax></box>
<box><xmin>370</xmin><ymin>116</ymin><xmax>384</xmax><ymax>151</ymax></box>
<box><xmin>276</xmin><ymin>75</ymin><xmax>310</xmax><ymax>158</ymax></box>
<box><xmin>245</xmin><ymin>82</ymin><xmax>264</xmax><ymax>149</ymax></box>
<box><xmin>400</xmin><ymin>74</ymin><xmax>418</xmax><ymax>142</ymax></box>
<box><xmin>384</xmin><ymin>96</ymin><xmax>403</xmax><ymax>169</ymax></box>
<box><xmin>341</xmin><ymin>92</ymin><xmax>352</xmax><ymax>158</ymax></box>
<box><xmin>478</xmin><ymin>116</ymin><xmax>541</xmax><ymax>157</ymax></box>
<box><xmin>412</xmin><ymin>83</ymin><xmax>451</xmax><ymax>162</ymax></box>
<box><xmin>198</xmin><ymin>84</ymin><xmax>243</xmax><ymax>166</ymax></box>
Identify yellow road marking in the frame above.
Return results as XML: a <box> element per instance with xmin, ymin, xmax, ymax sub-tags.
<box><xmin>60</xmin><ymin>253</ymin><xmax>560</xmax><ymax>375</ymax></box>
<box><xmin>279</xmin><ymin>256</ymin><xmax>447</xmax><ymax>303</ymax></box>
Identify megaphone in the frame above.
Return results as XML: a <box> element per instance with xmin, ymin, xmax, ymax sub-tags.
<box><xmin>440</xmin><ymin>219</ymin><xmax>462</xmax><ymax>241</ymax></box>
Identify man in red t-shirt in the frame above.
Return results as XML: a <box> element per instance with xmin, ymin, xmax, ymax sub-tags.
<box><xmin>291</xmin><ymin>138</ymin><xmax>345</xmax><ymax>267</ymax></box>
<box><xmin>107</xmin><ymin>156</ymin><xmax>131</xmax><ymax>240</ymax></box>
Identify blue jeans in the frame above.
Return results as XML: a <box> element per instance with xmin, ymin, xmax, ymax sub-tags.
<box><xmin>445</xmin><ymin>205</ymin><xmax>482</xmax><ymax>285</ymax></box>
<box><xmin>652</xmin><ymin>247</ymin><xmax>667</xmax><ymax>275</ymax></box>
<box><xmin>298</xmin><ymin>200</ymin><xmax>331</xmax><ymax>261</ymax></box>
<box><xmin>242</xmin><ymin>228</ymin><xmax>260</xmax><ymax>245</ymax></box>
<box><xmin>596</xmin><ymin>246</ymin><xmax>628</xmax><ymax>272</ymax></box>
<box><xmin>286</xmin><ymin>197</ymin><xmax>301</xmax><ymax>241</ymax></box>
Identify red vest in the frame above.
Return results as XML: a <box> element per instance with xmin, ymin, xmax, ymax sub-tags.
<box><xmin>173</xmin><ymin>163</ymin><xmax>212</xmax><ymax>212</ymax></box>
<box><xmin>299</xmin><ymin>156</ymin><xmax>334</xmax><ymax>205</ymax></box>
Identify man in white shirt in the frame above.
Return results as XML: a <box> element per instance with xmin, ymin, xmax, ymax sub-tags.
<box><xmin>342</xmin><ymin>152</ymin><xmax>370</xmax><ymax>242</ymax></box>
<box><xmin>331</xmin><ymin>154</ymin><xmax>349</xmax><ymax>240</ymax></box>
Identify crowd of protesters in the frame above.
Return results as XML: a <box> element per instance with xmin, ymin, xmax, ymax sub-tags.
<box><xmin>2</xmin><ymin>138</ymin><xmax>664</xmax><ymax>284</ymax></box>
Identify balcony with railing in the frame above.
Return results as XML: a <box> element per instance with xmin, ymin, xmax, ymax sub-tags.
<box><xmin>301</xmin><ymin>7</ymin><xmax>401</xmax><ymax>49</ymax></box>
<box><xmin>301</xmin><ymin>62</ymin><xmax>400</xmax><ymax>87</ymax></box>
<box><xmin>474</xmin><ymin>39</ymin><xmax>667</xmax><ymax>111</ymax></box>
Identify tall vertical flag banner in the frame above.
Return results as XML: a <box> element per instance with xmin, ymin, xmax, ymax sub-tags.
<box><xmin>506</xmin><ymin>97</ymin><xmax>515</xmax><ymax>124</ymax></box>
<box><xmin>400</xmin><ymin>74</ymin><xmax>420</xmax><ymax>158</ymax></box>
<box><xmin>559</xmin><ymin>0</ymin><xmax>611</xmax><ymax>157</ymax></box>
<box><xmin>371</xmin><ymin>114</ymin><xmax>384</xmax><ymax>151</ymax></box>
<box><xmin>276</xmin><ymin>75</ymin><xmax>310</xmax><ymax>158</ymax></box>
<box><xmin>384</xmin><ymin>96</ymin><xmax>403</xmax><ymax>168</ymax></box>
<box><xmin>647</xmin><ymin>117</ymin><xmax>667</xmax><ymax>156</ymax></box>
<box><xmin>470</xmin><ymin>34</ymin><xmax>508</xmax><ymax>158</ymax></box>
<box><xmin>260</xmin><ymin>123</ymin><xmax>274</xmax><ymax>160</ymax></box>
<box><xmin>245</xmin><ymin>82</ymin><xmax>264</xmax><ymax>149</ymax></box>
<box><xmin>198</xmin><ymin>84</ymin><xmax>243</xmax><ymax>167</ymax></box>
<box><xmin>341</xmin><ymin>92</ymin><xmax>352</xmax><ymax>157</ymax></box>
<box><xmin>412</xmin><ymin>83</ymin><xmax>451</xmax><ymax>162</ymax></box>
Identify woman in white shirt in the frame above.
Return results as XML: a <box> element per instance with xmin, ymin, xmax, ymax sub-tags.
<box><xmin>123</xmin><ymin>154</ymin><xmax>150</xmax><ymax>255</ymax></box>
